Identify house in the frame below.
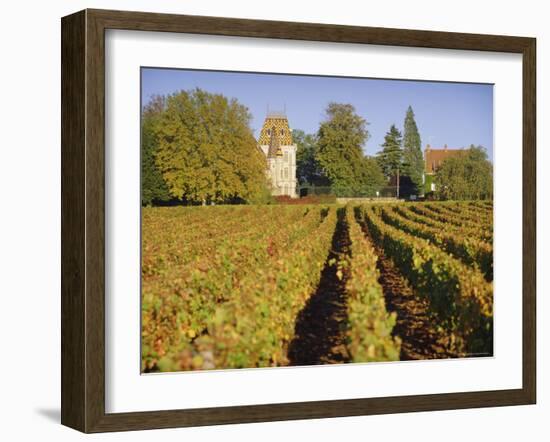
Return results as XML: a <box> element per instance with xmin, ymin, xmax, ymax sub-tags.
<box><xmin>424</xmin><ymin>144</ymin><xmax>465</xmax><ymax>192</ymax></box>
<box><xmin>258</xmin><ymin>112</ymin><xmax>298</xmax><ymax>198</ymax></box>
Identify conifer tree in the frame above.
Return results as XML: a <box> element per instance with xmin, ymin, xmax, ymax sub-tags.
<box><xmin>376</xmin><ymin>124</ymin><xmax>403</xmax><ymax>197</ymax></box>
<box><xmin>402</xmin><ymin>105</ymin><xmax>424</xmax><ymax>195</ymax></box>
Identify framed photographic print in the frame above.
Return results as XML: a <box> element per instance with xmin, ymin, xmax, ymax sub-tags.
<box><xmin>61</xmin><ymin>9</ymin><xmax>536</xmax><ymax>433</ymax></box>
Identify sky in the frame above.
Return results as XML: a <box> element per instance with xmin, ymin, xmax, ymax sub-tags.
<box><xmin>141</xmin><ymin>68</ymin><xmax>493</xmax><ymax>161</ymax></box>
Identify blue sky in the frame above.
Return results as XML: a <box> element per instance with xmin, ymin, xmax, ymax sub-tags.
<box><xmin>142</xmin><ymin>68</ymin><xmax>493</xmax><ymax>161</ymax></box>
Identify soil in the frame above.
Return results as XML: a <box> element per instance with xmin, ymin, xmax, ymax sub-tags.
<box><xmin>287</xmin><ymin>208</ymin><xmax>352</xmax><ymax>366</ymax></box>
<box><xmin>287</xmin><ymin>207</ymin><xmax>457</xmax><ymax>365</ymax></box>
<box><xmin>359</xmin><ymin>223</ymin><xmax>457</xmax><ymax>360</ymax></box>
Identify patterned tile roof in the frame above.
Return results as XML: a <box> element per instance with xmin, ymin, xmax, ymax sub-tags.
<box><xmin>258</xmin><ymin>115</ymin><xmax>293</xmax><ymax>146</ymax></box>
<box><xmin>267</xmin><ymin>126</ymin><xmax>283</xmax><ymax>158</ymax></box>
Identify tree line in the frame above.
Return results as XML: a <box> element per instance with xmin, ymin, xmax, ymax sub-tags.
<box><xmin>142</xmin><ymin>88</ymin><xmax>493</xmax><ymax>205</ymax></box>
<box><xmin>295</xmin><ymin>103</ymin><xmax>492</xmax><ymax>200</ymax></box>
<box><xmin>295</xmin><ymin>104</ymin><xmax>426</xmax><ymax>199</ymax></box>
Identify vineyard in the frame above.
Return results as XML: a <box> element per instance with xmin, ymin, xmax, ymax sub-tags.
<box><xmin>141</xmin><ymin>201</ymin><xmax>493</xmax><ymax>372</ymax></box>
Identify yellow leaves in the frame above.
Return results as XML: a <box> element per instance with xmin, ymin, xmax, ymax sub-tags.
<box><xmin>361</xmin><ymin>202</ymin><xmax>492</xmax><ymax>356</ymax></box>
<box><xmin>367</xmin><ymin>345</ymin><xmax>376</xmax><ymax>359</ymax></box>
<box><xmin>153</xmin><ymin>89</ymin><xmax>269</xmax><ymax>204</ymax></box>
<box><xmin>346</xmin><ymin>207</ymin><xmax>400</xmax><ymax>363</ymax></box>
<box><xmin>191</xmin><ymin>355</ymin><xmax>204</xmax><ymax>369</ymax></box>
<box><xmin>142</xmin><ymin>205</ymin><xmax>337</xmax><ymax>371</ymax></box>
<box><xmin>144</xmin><ymin>202</ymin><xmax>491</xmax><ymax>371</ymax></box>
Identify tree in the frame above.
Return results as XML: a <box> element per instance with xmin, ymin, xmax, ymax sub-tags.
<box><xmin>357</xmin><ymin>156</ymin><xmax>387</xmax><ymax>197</ymax></box>
<box><xmin>154</xmin><ymin>88</ymin><xmax>269</xmax><ymax>205</ymax></box>
<box><xmin>293</xmin><ymin>129</ymin><xmax>327</xmax><ymax>186</ymax></box>
<box><xmin>435</xmin><ymin>145</ymin><xmax>493</xmax><ymax>200</ymax></box>
<box><xmin>316</xmin><ymin>103</ymin><xmax>373</xmax><ymax>196</ymax></box>
<box><xmin>376</xmin><ymin>124</ymin><xmax>403</xmax><ymax>198</ymax></box>
<box><xmin>402</xmin><ymin>106</ymin><xmax>424</xmax><ymax>196</ymax></box>
<box><xmin>141</xmin><ymin>95</ymin><xmax>171</xmax><ymax>206</ymax></box>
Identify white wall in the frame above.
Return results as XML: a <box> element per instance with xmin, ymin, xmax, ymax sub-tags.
<box><xmin>0</xmin><ymin>0</ymin><xmax>546</xmax><ymax>440</ymax></box>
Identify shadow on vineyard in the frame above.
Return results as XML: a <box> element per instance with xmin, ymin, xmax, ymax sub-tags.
<box><xmin>355</xmin><ymin>214</ymin><xmax>457</xmax><ymax>360</ymax></box>
<box><xmin>287</xmin><ymin>208</ymin><xmax>352</xmax><ymax>366</ymax></box>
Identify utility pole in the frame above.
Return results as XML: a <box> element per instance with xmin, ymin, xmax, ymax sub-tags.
<box><xmin>396</xmin><ymin>168</ymin><xmax>400</xmax><ymax>199</ymax></box>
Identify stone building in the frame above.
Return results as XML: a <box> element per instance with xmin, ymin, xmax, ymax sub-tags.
<box><xmin>257</xmin><ymin>112</ymin><xmax>297</xmax><ymax>198</ymax></box>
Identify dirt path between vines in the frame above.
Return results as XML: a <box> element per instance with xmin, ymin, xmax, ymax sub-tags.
<box><xmin>359</xmin><ymin>222</ymin><xmax>457</xmax><ymax>360</ymax></box>
<box><xmin>287</xmin><ymin>208</ymin><xmax>351</xmax><ymax>366</ymax></box>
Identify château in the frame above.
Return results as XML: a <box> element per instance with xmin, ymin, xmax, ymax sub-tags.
<box><xmin>258</xmin><ymin>112</ymin><xmax>298</xmax><ymax>198</ymax></box>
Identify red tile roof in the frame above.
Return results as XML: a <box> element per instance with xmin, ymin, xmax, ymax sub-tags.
<box><xmin>425</xmin><ymin>146</ymin><xmax>465</xmax><ymax>174</ymax></box>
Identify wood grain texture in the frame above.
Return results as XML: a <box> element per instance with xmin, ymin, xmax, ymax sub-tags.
<box><xmin>85</xmin><ymin>9</ymin><xmax>107</xmax><ymax>432</ymax></box>
<box><xmin>61</xmin><ymin>8</ymin><xmax>537</xmax><ymax>433</ymax></box>
<box><xmin>522</xmin><ymin>38</ymin><xmax>537</xmax><ymax>403</ymax></box>
<box><xmin>90</xmin><ymin>8</ymin><xmax>532</xmax><ymax>52</ymax></box>
<box><xmin>61</xmin><ymin>10</ymin><xmax>86</xmax><ymax>432</ymax></box>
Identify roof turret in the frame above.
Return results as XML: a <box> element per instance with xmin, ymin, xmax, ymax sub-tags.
<box><xmin>267</xmin><ymin>126</ymin><xmax>281</xmax><ymax>158</ymax></box>
<box><xmin>258</xmin><ymin>114</ymin><xmax>293</xmax><ymax>146</ymax></box>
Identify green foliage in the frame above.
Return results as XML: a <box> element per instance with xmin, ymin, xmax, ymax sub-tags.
<box><xmin>141</xmin><ymin>205</ymin><xmax>336</xmax><ymax>371</ymax></box>
<box><xmin>246</xmin><ymin>184</ymin><xmax>276</xmax><ymax>205</ymax></box>
<box><xmin>344</xmin><ymin>207</ymin><xmax>401</xmax><ymax>362</ymax></box>
<box><xmin>198</xmin><ymin>208</ymin><xmax>337</xmax><ymax>369</ymax></box>
<box><xmin>153</xmin><ymin>88</ymin><xmax>269</xmax><ymax>205</ymax></box>
<box><xmin>376</xmin><ymin>124</ymin><xmax>403</xmax><ymax>179</ymax></box>
<box><xmin>141</xmin><ymin>205</ymin><xmax>319</xmax><ymax>371</ymax></box>
<box><xmin>402</xmin><ymin>106</ymin><xmax>424</xmax><ymax>195</ymax></box>
<box><xmin>435</xmin><ymin>145</ymin><xmax>493</xmax><ymax>200</ymax></box>
<box><xmin>316</xmin><ymin>103</ymin><xmax>383</xmax><ymax>196</ymax></box>
<box><xmin>424</xmin><ymin>173</ymin><xmax>434</xmax><ymax>195</ymax></box>
<box><xmin>360</xmin><ymin>204</ymin><xmax>493</xmax><ymax>355</ymax></box>
<box><xmin>142</xmin><ymin>201</ymin><xmax>493</xmax><ymax>372</ymax></box>
<box><xmin>141</xmin><ymin>95</ymin><xmax>171</xmax><ymax>205</ymax></box>
<box><xmin>381</xmin><ymin>205</ymin><xmax>493</xmax><ymax>280</ymax></box>
<box><xmin>293</xmin><ymin>129</ymin><xmax>327</xmax><ymax>186</ymax></box>
<box><xmin>420</xmin><ymin>202</ymin><xmax>493</xmax><ymax>236</ymax></box>
<box><xmin>357</xmin><ymin>156</ymin><xmax>387</xmax><ymax>197</ymax></box>
<box><xmin>396</xmin><ymin>204</ymin><xmax>492</xmax><ymax>243</ymax></box>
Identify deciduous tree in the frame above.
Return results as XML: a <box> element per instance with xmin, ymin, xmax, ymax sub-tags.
<box><xmin>293</xmin><ymin>129</ymin><xmax>327</xmax><ymax>186</ymax></box>
<box><xmin>141</xmin><ymin>95</ymin><xmax>171</xmax><ymax>206</ymax></box>
<box><xmin>435</xmin><ymin>145</ymin><xmax>493</xmax><ymax>200</ymax></box>
<box><xmin>357</xmin><ymin>156</ymin><xmax>387</xmax><ymax>197</ymax></box>
<box><xmin>153</xmin><ymin>89</ymin><xmax>269</xmax><ymax>205</ymax></box>
<box><xmin>316</xmin><ymin>103</ymin><xmax>379</xmax><ymax>196</ymax></box>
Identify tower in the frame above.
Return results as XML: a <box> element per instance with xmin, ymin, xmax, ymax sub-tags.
<box><xmin>258</xmin><ymin>111</ymin><xmax>297</xmax><ymax>198</ymax></box>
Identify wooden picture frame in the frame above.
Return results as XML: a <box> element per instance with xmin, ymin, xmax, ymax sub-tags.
<box><xmin>61</xmin><ymin>8</ymin><xmax>536</xmax><ymax>433</ymax></box>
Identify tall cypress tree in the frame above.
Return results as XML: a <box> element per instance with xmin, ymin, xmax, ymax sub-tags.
<box><xmin>402</xmin><ymin>106</ymin><xmax>424</xmax><ymax>195</ymax></box>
